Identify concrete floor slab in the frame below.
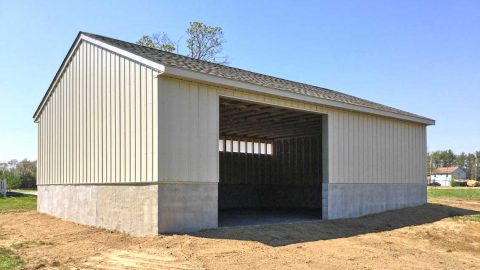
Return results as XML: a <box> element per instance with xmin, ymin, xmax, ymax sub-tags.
<box><xmin>218</xmin><ymin>208</ymin><xmax>322</xmax><ymax>227</ymax></box>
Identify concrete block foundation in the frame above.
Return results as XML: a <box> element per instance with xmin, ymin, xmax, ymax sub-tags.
<box><xmin>38</xmin><ymin>184</ymin><xmax>159</xmax><ymax>236</ymax></box>
<box><xmin>157</xmin><ymin>182</ymin><xmax>218</xmax><ymax>233</ymax></box>
<box><xmin>38</xmin><ymin>182</ymin><xmax>426</xmax><ymax>235</ymax></box>
<box><xmin>38</xmin><ymin>182</ymin><xmax>218</xmax><ymax>236</ymax></box>
<box><xmin>323</xmin><ymin>183</ymin><xmax>426</xmax><ymax>219</ymax></box>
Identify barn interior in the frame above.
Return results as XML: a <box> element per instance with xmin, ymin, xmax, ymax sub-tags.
<box><xmin>219</xmin><ymin>97</ymin><xmax>324</xmax><ymax>227</ymax></box>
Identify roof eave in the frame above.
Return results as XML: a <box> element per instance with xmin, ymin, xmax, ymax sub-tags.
<box><xmin>161</xmin><ymin>65</ymin><xmax>435</xmax><ymax>125</ymax></box>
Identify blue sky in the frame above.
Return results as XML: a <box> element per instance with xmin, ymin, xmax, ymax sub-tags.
<box><xmin>0</xmin><ymin>0</ymin><xmax>479</xmax><ymax>161</ymax></box>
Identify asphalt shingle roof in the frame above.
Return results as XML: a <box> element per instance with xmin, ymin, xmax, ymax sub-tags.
<box><xmin>433</xmin><ymin>166</ymin><xmax>462</xmax><ymax>174</ymax></box>
<box><xmin>80</xmin><ymin>32</ymin><xmax>430</xmax><ymax>121</ymax></box>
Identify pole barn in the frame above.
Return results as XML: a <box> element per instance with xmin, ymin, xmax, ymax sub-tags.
<box><xmin>33</xmin><ymin>32</ymin><xmax>435</xmax><ymax>236</ymax></box>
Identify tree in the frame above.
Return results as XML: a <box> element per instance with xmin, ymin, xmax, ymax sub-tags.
<box><xmin>0</xmin><ymin>159</ymin><xmax>37</xmax><ymax>189</ymax></box>
<box><xmin>136</xmin><ymin>33</ymin><xmax>176</xmax><ymax>52</ymax></box>
<box><xmin>428</xmin><ymin>149</ymin><xmax>480</xmax><ymax>180</ymax></box>
<box><xmin>0</xmin><ymin>170</ymin><xmax>21</xmax><ymax>189</ymax></box>
<box><xmin>15</xmin><ymin>159</ymin><xmax>36</xmax><ymax>188</ymax></box>
<box><xmin>137</xmin><ymin>21</ymin><xmax>228</xmax><ymax>64</ymax></box>
<box><xmin>430</xmin><ymin>150</ymin><xmax>455</xmax><ymax>168</ymax></box>
<box><xmin>186</xmin><ymin>21</ymin><xmax>227</xmax><ymax>63</ymax></box>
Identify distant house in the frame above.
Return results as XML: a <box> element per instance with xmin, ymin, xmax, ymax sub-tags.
<box><xmin>430</xmin><ymin>166</ymin><xmax>467</xmax><ymax>186</ymax></box>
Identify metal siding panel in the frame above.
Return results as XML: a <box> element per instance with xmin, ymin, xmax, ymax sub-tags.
<box><xmin>380</xmin><ymin>118</ymin><xmax>385</xmax><ymax>183</ymax></box>
<box><xmin>141</xmin><ymin>65</ymin><xmax>147</xmax><ymax>182</ymax></box>
<box><xmin>111</xmin><ymin>53</ymin><xmax>116</xmax><ymax>182</ymax></box>
<box><xmin>72</xmin><ymin>51</ymin><xmax>76</xmax><ymax>184</ymax></box>
<box><xmin>152</xmin><ymin>72</ymin><xmax>158</xmax><ymax>182</ymax></box>
<box><xmin>38</xmin><ymin>121</ymin><xmax>41</xmax><ymax>185</ymax></box>
<box><xmin>208</xmin><ymin>86</ymin><xmax>219</xmax><ymax>181</ymax></box>
<box><xmin>135</xmin><ymin>63</ymin><xmax>141</xmax><ymax>182</ymax></box>
<box><xmin>67</xmin><ymin>64</ymin><xmax>71</xmax><ymax>184</ymax></box>
<box><xmin>384</xmin><ymin>119</ymin><xmax>389</xmax><ymax>183</ymax></box>
<box><xmin>87</xmin><ymin>43</ymin><xmax>92</xmax><ymax>184</ymax></box>
<box><xmin>58</xmin><ymin>83</ymin><xmax>61</xmax><ymax>184</ymax></box>
<box><xmin>146</xmin><ymin>68</ymin><xmax>153</xmax><ymax>182</ymax></box>
<box><xmin>157</xmin><ymin>78</ymin><xmax>166</xmax><ymax>179</ymax></box>
<box><xmin>45</xmin><ymin>104</ymin><xmax>48</xmax><ymax>184</ymax></box>
<box><xmin>76</xmin><ymin>51</ymin><xmax>80</xmax><ymax>183</ymax></box>
<box><xmin>359</xmin><ymin>115</ymin><xmax>365</xmax><ymax>182</ymax></box>
<box><xmin>129</xmin><ymin>61</ymin><xmax>136</xmax><ymax>182</ymax></box>
<box><xmin>198</xmin><ymin>84</ymin><xmax>209</xmax><ymax>180</ymax></box>
<box><xmin>180</xmin><ymin>80</ymin><xmax>187</xmax><ymax>179</ymax></box>
<box><xmin>47</xmin><ymin>103</ymin><xmax>50</xmax><ymax>184</ymax></box>
<box><xmin>66</xmin><ymin>62</ymin><xmax>70</xmax><ymax>184</ymax></box>
<box><xmin>338</xmin><ymin>112</ymin><xmax>344</xmax><ymax>183</ymax></box>
<box><xmin>115</xmin><ymin>55</ymin><xmax>122</xmax><ymax>182</ymax></box>
<box><xmin>81</xmin><ymin>43</ymin><xmax>86</xmax><ymax>183</ymax></box>
<box><xmin>401</xmin><ymin>122</ymin><xmax>406</xmax><ymax>183</ymax></box>
<box><xmin>68</xmin><ymin>56</ymin><xmax>71</xmax><ymax>184</ymax></box>
<box><xmin>188</xmin><ymin>82</ymin><xmax>197</xmax><ymax>181</ymax></box>
<box><xmin>100</xmin><ymin>48</ymin><xmax>106</xmax><ymax>183</ymax></box>
<box><xmin>124</xmin><ymin>60</ymin><xmax>131</xmax><ymax>182</ymax></box>
<box><xmin>37</xmin><ymin>122</ymin><xmax>41</xmax><ymax>184</ymax></box>
<box><xmin>92</xmin><ymin>46</ymin><xmax>97</xmax><ymax>183</ymax></box>
<box><xmin>329</xmin><ymin>111</ymin><xmax>335</xmax><ymax>183</ymax></box>
<box><xmin>120</xmin><ymin>58</ymin><xmax>126</xmax><ymax>182</ymax></box>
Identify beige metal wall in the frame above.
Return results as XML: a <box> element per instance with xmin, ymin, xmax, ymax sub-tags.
<box><xmin>157</xmin><ymin>76</ymin><xmax>426</xmax><ymax>185</ymax></box>
<box><xmin>37</xmin><ymin>41</ymin><xmax>159</xmax><ymax>185</ymax></box>
<box><xmin>216</xmin><ymin>86</ymin><xmax>427</xmax><ymax>185</ymax></box>
<box><xmin>37</xmin><ymin>52</ymin><xmax>425</xmax><ymax>186</ymax></box>
<box><xmin>157</xmin><ymin>77</ymin><xmax>219</xmax><ymax>182</ymax></box>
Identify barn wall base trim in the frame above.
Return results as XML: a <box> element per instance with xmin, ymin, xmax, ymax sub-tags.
<box><xmin>323</xmin><ymin>183</ymin><xmax>426</xmax><ymax>219</ymax></box>
<box><xmin>158</xmin><ymin>182</ymin><xmax>218</xmax><ymax>233</ymax></box>
<box><xmin>37</xmin><ymin>185</ymin><xmax>159</xmax><ymax>236</ymax></box>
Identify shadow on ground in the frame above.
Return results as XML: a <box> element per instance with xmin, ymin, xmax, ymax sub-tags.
<box><xmin>191</xmin><ymin>203</ymin><xmax>479</xmax><ymax>247</ymax></box>
<box><xmin>5</xmin><ymin>192</ymin><xmax>36</xmax><ymax>197</ymax></box>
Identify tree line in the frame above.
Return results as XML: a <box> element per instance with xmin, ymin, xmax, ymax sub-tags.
<box><xmin>428</xmin><ymin>150</ymin><xmax>480</xmax><ymax>180</ymax></box>
<box><xmin>0</xmin><ymin>159</ymin><xmax>36</xmax><ymax>189</ymax></box>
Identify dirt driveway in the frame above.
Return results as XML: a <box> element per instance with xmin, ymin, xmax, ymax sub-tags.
<box><xmin>1</xmin><ymin>199</ymin><xmax>479</xmax><ymax>269</ymax></box>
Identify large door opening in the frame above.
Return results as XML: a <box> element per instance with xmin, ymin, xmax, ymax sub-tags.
<box><xmin>219</xmin><ymin>97</ymin><xmax>324</xmax><ymax>227</ymax></box>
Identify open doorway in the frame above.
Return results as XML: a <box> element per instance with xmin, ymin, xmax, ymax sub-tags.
<box><xmin>219</xmin><ymin>97</ymin><xmax>324</xmax><ymax>227</ymax></box>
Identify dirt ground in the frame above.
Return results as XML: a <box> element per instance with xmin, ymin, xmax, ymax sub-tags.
<box><xmin>1</xmin><ymin>199</ymin><xmax>479</xmax><ymax>269</ymax></box>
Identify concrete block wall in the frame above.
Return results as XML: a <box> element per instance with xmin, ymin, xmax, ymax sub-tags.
<box><xmin>323</xmin><ymin>183</ymin><xmax>426</xmax><ymax>219</ymax></box>
<box><xmin>158</xmin><ymin>182</ymin><xmax>218</xmax><ymax>233</ymax></box>
<box><xmin>38</xmin><ymin>185</ymin><xmax>159</xmax><ymax>236</ymax></box>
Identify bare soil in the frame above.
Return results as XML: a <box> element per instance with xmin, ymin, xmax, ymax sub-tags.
<box><xmin>1</xmin><ymin>199</ymin><xmax>479</xmax><ymax>269</ymax></box>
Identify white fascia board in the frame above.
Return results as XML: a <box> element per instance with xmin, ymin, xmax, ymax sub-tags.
<box><xmin>33</xmin><ymin>34</ymin><xmax>166</xmax><ymax>122</ymax></box>
<box><xmin>162</xmin><ymin>66</ymin><xmax>435</xmax><ymax>125</ymax></box>
<box><xmin>80</xmin><ymin>35</ymin><xmax>165</xmax><ymax>73</ymax></box>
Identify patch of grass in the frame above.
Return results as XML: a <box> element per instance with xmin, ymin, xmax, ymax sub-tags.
<box><xmin>0</xmin><ymin>195</ymin><xmax>37</xmax><ymax>213</ymax></box>
<box><xmin>11</xmin><ymin>240</ymin><xmax>52</xmax><ymax>249</ymax></box>
<box><xmin>454</xmin><ymin>215</ymin><xmax>480</xmax><ymax>222</ymax></box>
<box><xmin>0</xmin><ymin>247</ymin><xmax>23</xmax><ymax>270</ymax></box>
<box><xmin>427</xmin><ymin>188</ymin><xmax>480</xmax><ymax>200</ymax></box>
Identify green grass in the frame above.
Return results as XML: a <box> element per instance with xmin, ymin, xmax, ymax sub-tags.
<box><xmin>11</xmin><ymin>240</ymin><xmax>52</xmax><ymax>249</ymax></box>
<box><xmin>427</xmin><ymin>188</ymin><xmax>480</xmax><ymax>200</ymax></box>
<box><xmin>0</xmin><ymin>248</ymin><xmax>23</xmax><ymax>270</ymax></box>
<box><xmin>0</xmin><ymin>194</ymin><xmax>37</xmax><ymax>213</ymax></box>
<box><xmin>453</xmin><ymin>215</ymin><xmax>480</xmax><ymax>222</ymax></box>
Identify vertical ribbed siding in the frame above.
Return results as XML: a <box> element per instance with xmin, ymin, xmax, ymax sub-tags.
<box><xmin>157</xmin><ymin>77</ymin><xmax>219</xmax><ymax>182</ymax></box>
<box><xmin>215</xmin><ymin>85</ymin><xmax>427</xmax><ymax>185</ymax></box>
<box><xmin>37</xmin><ymin>41</ymin><xmax>159</xmax><ymax>185</ymax></box>
<box><xmin>156</xmin><ymin>76</ymin><xmax>426</xmax><ymax>185</ymax></box>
